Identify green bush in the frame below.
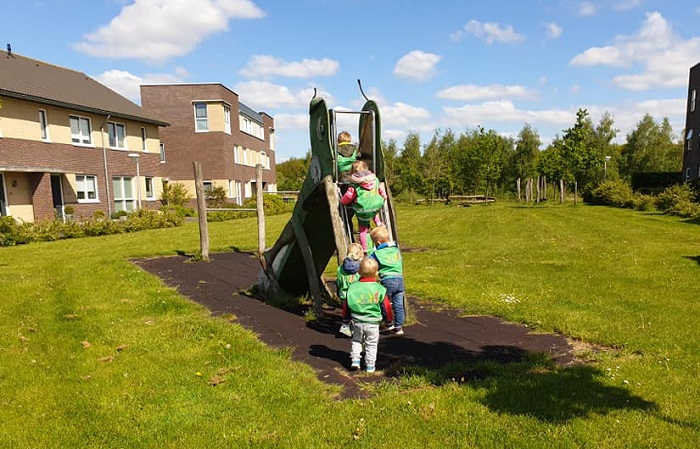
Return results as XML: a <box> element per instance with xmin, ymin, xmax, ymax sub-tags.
<box><xmin>632</xmin><ymin>193</ymin><xmax>656</xmax><ymax>211</ymax></box>
<box><xmin>159</xmin><ymin>205</ymin><xmax>196</xmax><ymax>218</ymax></box>
<box><xmin>0</xmin><ymin>210</ymin><xmax>184</xmax><ymax>247</ymax></box>
<box><xmin>584</xmin><ymin>180</ymin><xmax>634</xmax><ymax>208</ymax></box>
<box><xmin>206</xmin><ymin>185</ymin><xmax>228</xmax><ymax>208</ymax></box>
<box><xmin>160</xmin><ymin>182</ymin><xmax>190</xmax><ymax>207</ymax></box>
<box><xmin>655</xmin><ymin>184</ymin><xmax>700</xmax><ymax>218</ymax></box>
<box><xmin>206</xmin><ymin>194</ymin><xmax>293</xmax><ymax>222</ymax></box>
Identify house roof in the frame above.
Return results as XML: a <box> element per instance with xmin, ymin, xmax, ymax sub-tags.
<box><xmin>0</xmin><ymin>52</ymin><xmax>168</xmax><ymax>126</ymax></box>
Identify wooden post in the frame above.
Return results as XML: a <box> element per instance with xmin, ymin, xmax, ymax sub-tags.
<box><xmin>516</xmin><ymin>178</ymin><xmax>521</xmax><ymax>201</ymax></box>
<box><xmin>536</xmin><ymin>176</ymin><xmax>541</xmax><ymax>203</ymax></box>
<box><xmin>542</xmin><ymin>176</ymin><xmax>547</xmax><ymax>200</ymax></box>
<box><xmin>193</xmin><ymin>161</ymin><xmax>210</xmax><ymax>261</ymax></box>
<box><xmin>256</xmin><ymin>164</ymin><xmax>265</xmax><ymax>255</ymax></box>
<box><xmin>574</xmin><ymin>181</ymin><xmax>578</xmax><ymax>205</ymax></box>
<box><xmin>559</xmin><ymin>179</ymin><xmax>565</xmax><ymax>203</ymax></box>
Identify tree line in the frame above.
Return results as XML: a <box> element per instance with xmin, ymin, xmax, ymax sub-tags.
<box><xmin>277</xmin><ymin>109</ymin><xmax>683</xmax><ymax>201</ymax></box>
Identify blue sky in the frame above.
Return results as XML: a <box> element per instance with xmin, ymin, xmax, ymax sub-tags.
<box><xmin>4</xmin><ymin>0</ymin><xmax>700</xmax><ymax>161</ymax></box>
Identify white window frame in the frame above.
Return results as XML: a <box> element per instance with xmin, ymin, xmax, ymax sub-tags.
<box><xmin>687</xmin><ymin>129</ymin><xmax>693</xmax><ymax>152</ymax></box>
<box><xmin>159</xmin><ymin>143</ymin><xmax>166</xmax><ymax>163</ymax></box>
<box><xmin>234</xmin><ymin>145</ymin><xmax>241</xmax><ymax>164</ymax></box>
<box><xmin>234</xmin><ymin>181</ymin><xmax>242</xmax><ymax>205</ymax></box>
<box><xmin>76</xmin><ymin>175</ymin><xmax>98</xmax><ymax>202</ymax></box>
<box><xmin>224</xmin><ymin>105</ymin><xmax>231</xmax><ymax>134</ymax></box>
<box><xmin>194</xmin><ymin>102</ymin><xmax>208</xmax><ymax>132</ymax></box>
<box><xmin>108</xmin><ymin>122</ymin><xmax>126</xmax><ymax>149</ymax></box>
<box><xmin>39</xmin><ymin>109</ymin><xmax>50</xmax><ymax>141</ymax></box>
<box><xmin>686</xmin><ymin>167</ymin><xmax>691</xmax><ymax>182</ymax></box>
<box><xmin>692</xmin><ymin>89</ymin><xmax>697</xmax><ymax>113</ymax></box>
<box><xmin>145</xmin><ymin>177</ymin><xmax>155</xmax><ymax>200</ymax></box>
<box><xmin>141</xmin><ymin>127</ymin><xmax>148</xmax><ymax>151</ymax></box>
<box><xmin>70</xmin><ymin>115</ymin><xmax>92</xmax><ymax>145</ymax></box>
<box><xmin>113</xmin><ymin>176</ymin><xmax>136</xmax><ymax>212</ymax></box>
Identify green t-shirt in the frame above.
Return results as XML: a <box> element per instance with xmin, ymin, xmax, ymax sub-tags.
<box><xmin>371</xmin><ymin>242</ymin><xmax>403</xmax><ymax>279</ymax></box>
<box><xmin>353</xmin><ymin>183</ymin><xmax>385</xmax><ymax>222</ymax></box>
<box><xmin>346</xmin><ymin>281</ymin><xmax>387</xmax><ymax>324</ymax></box>
<box><xmin>336</xmin><ymin>266</ymin><xmax>360</xmax><ymax>300</ymax></box>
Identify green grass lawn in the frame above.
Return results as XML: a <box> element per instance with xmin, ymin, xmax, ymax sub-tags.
<box><xmin>1</xmin><ymin>204</ymin><xmax>699</xmax><ymax>448</ymax></box>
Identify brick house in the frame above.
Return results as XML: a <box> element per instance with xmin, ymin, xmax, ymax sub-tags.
<box><xmin>683</xmin><ymin>62</ymin><xmax>700</xmax><ymax>182</ymax></box>
<box><xmin>0</xmin><ymin>51</ymin><xmax>169</xmax><ymax>222</ymax></box>
<box><xmin>140</xmin><ymin>83</ymin><xmax>276</xmax><ymax>206</ymax></box>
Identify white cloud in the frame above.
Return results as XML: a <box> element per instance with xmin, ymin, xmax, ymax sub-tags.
<box><xmin>443</xmin><ymin>101</ymin><xmax>573</xmax><ymax>128</ymax></box>
<box><xmin>578</xmin><ymin>2</ymin><xmax>597</xmax><ymax>17</ymax></box>
<box><xmin>393</xmin><ymin>50</ymin><xmax>442</xmax><ymax>82</ymax></box>
<box><xmin>233</xmin><ymin>81</ymin><xmax>334</xmax><ymax>111</ymax></box>
<box><xmin>613</xmin><ymin>0</ymin><xmax>642</xmax><ymax>11</ymax></box>
<box><xmin>74</xmin><ymin>0</ymin><xmax>264</xmax><ymax>64</ymax></box>
<box><xmin>451</xmin><ymin>20</ymin><xmax>525</xmax><ymax>44</ymax></box>
<box><xmin>238</xmin><ymin>55</ymin><xmax>339</xmax><ymax>78</ymax></box>
<box><xmin>570</xmin><ymin>11</ymin><xmax>700</xmax><ymax>90</ymax></box>
<box><xmin>92</xmin><ymin>67</ymin><xmax>190</xmax><ymax>103</ymax></box>
<box><xmin>272</xmin><ymin>112</ymin><xmax>309</xmax><ymax>130</ymax></box>
<box><xmin>546</xmin><ymin>22</ymin><xmax>563</xmax><ymax>39</ymax></box>
<box><xmin>437</xmin><ymin>84</ymin><xmax>537</xmax><ymax>101</ymax></box>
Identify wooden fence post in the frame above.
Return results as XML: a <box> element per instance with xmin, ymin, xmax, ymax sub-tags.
<box><xmin>256</xmin><ymin>164</ymin><xmax>265</xmax><ymax>255</ymax></box>
<box><xmin>193</xmin><ymin>161</ymin><xmax>210</xmax><ymax>261</ymax></box>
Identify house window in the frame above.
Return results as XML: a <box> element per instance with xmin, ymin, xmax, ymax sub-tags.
<box><xmin>203</xmin><ymin>181</ymin><xmax>213</xmax><ymax>197</ymax></box>
<box><xmin>108</xmin><ymin>122</ymin><xmax>126</xmax><ymax>149</ymax></box>
<box><xmin>244</xmin><ymin>181</ymin><xmax>252</xmax><ymax>199</ymax></box>
<box><xmin>113</xmin><ymin>176</ymin><xmax>136</xmax><ymax>212</ymax></box>
<box><xmin>234</xmin><ymin>145</ymin><xmax>241</xmax><ymax>164</ymax></box>
<box><xmin>39</xmin><ymin>109</ymin><xmax>50</xmax><ymax>141</ymax></box>
<box><xmin>141</xmin><ymin>127</ymin><xmax>148</xmax><ymax>151</ymax></box>
<box><xmin>160</xmin><ymin>143</ymin><xmax>166</xmax><ymax>162</ymax></box>
<box><xmin>240</xmin><ymin>115</ymin><xmax>251</xmax><ymax>134</ymax></box>
<box><xmin>231</xmin><ymin>180</ymin><xmax>242</xmax><ymax>205</ymax></box>
<box><xmin>70</xmin><ymin>116</ymin><xmax>92</xmax><ymax>145</ymax></box>
<box><xmin>145</xmin><ymin>177</ymin><xmax>154</xmax><ymax>199</ymax></box>
<box><xmin>687</xmin><ymin>129</ymin><xmax>693</xmax><ymax>151</ymax></box>
<box><xmin>260</xmin><ymin>151</ymin><xmax>268</xmax><ymax>169</ymax></box>
<box><xmin>692</xmin><ymin>89</ymin><xmax>697</xmax><ymax>112</ymax></box>
<box><xmin>224</xmin><ymin>105</ymin><xmax>231</xmax><ymax>134</ymax></box>
<box><xmin>194</xmin><ymin>102</ymin><xmax>208</xmax><ymax>131</ymax></box>
<box><xmin>76</xmin><ymin>175</ymin><xmax>98</xmax><ymax>202</ymax></box>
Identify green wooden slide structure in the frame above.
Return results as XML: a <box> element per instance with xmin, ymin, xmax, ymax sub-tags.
<box><xmin>259</xmin><ymin>83</ymin><xmax>400</xmax><ymax>313</ymax></box>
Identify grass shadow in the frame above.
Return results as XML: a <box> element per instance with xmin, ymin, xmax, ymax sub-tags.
<box><xmin>683</xmin><ymin>255</ymin><xmax>700</xmax><ymax>266</ymax></box>
<box><xmin>377</xmin><ymin>336</ymin><xmax>657</xmax><ymax>423</ymax></box>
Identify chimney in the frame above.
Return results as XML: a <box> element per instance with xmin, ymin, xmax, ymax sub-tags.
<box><xmin>6</xmin><ymin>43</ymin><xmax>11</xmax><ymax>57</ymax></box>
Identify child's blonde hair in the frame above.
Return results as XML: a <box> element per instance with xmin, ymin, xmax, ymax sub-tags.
<box><xmin>346</xmin><ymin>242</ymin><xmax>364</xmax><ymax>261</ymax></box>
<box><xmin>370</xmin><ymin>225</ymin><xmax>390</xmax><ymax>244</ymax></box>
<box><xmin>358</xmin><ymin>257</ymin><xmax>379</xmax><ymax>278</ymax></box>
<box><xmin>351</xmin><ymin>160</ymin><xmax>368</xmax><ymax>173</ymax></box>
<box><xmin>338</xmin><ymin>131</ymin><xmax>352</xmax><ymax>144</ymax></box>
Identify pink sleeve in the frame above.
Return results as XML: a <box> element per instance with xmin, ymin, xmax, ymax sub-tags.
<box><xmin>379</xmin><ymin>185</ymin><xmax>387</xmax><ymax>199</ymax></box>
<box><xmin>341</xmin><ymin>186</ymin><xmax>357</xmax><ymax>205</ymax></box>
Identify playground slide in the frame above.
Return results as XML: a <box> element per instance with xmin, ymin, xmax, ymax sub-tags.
<box><xmin>261</xmin><ymin>93</ymin><xmax>399</xmax><ymax>301</ymax></box>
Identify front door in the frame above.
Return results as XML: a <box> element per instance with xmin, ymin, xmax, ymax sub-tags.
<box><xmin>0</xmin><ymin>173</ymin><xmax>7</xmax><ymax>216</ymax></box>
<box><xmin>50</xmin><ymin>174</ymin><xmax>64</xmax><ymax>219</ymax></box>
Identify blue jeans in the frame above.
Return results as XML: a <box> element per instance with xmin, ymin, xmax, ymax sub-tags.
<box><xmin>381</xmin><ymin>276</ymin><xmax>405</xmax><ymax>329</ymax></box>
<box><xmin>351</xmin><ymin>322</ymin><xmax>380</xmax><ymax>367</ymax></box>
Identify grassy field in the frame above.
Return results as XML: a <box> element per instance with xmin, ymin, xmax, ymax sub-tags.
<box><xmin>1</xmin><ymin>203</ymin><xmax>699</xmax><ymax>448</ymax></box>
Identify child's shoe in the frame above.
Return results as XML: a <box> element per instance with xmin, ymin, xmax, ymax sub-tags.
<box><xmin>339</xmin><ymin>323</ymin><xmax>352</xmax><ymax>337</ymax></box>
<box><xmin>385</xmin><ymin>324</ymin><xmax>396</xmax><ymax>332</ymax></box>
<box><xmin>365</xmin><ymin>365</ymin><xmax>376</xmax><ymax>373</ymax></box>
<box><xmin>350</xmin><ymin>360</ymin><xmax>361</xmax><ymax>371</ymax></box>
<box><xmin>394</xmin><ymin>328</ymin><xmax>404</xmax><ymax>336</ymax></box>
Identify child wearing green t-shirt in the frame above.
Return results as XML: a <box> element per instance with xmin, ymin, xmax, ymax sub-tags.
<box><xmin>346</xmin><ymin>257</ymin><xmax>393</xmax><ymax>373</ymax></box>
<box><xmin>340</xmin><ymin>160</ymin><xmax>387</xmax><ymax>250</ymax></box>
<box><xmin>337</xmin><ymin>242</ymin><xmax>363</xmax><ymax>337</ymax></box>
<box><xmin>370</xmin><ymin>225</ymin><xmax>406</xmax><ymax>335</ymax></box>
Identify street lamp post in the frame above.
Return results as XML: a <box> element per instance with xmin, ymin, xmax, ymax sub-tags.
<box><xmin>604</xmin><ymin>155</ymin><xmax>611</xmax><ymax>181</ymax></box>
<box><xmin>128</xmin><ymin>153</ymin><xmax>142</xmax><ymax>210</ymax></box>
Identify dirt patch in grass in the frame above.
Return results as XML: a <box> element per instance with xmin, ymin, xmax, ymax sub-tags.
<box><xmin>134</xmin><ymin>251</ymin><xmax>580</xmax><ymax>399</ymax></box>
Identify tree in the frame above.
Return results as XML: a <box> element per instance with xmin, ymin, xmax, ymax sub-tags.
<box><xmin>394</xmin><ymin>132</ymin><xmax>423</xmax><ymax>195</ymax></box>
<box><xmin>421</xmin><ymin>129</ymin><xmax>454</xmax><ymax>199</ymax></box>
<box><xmin>559</xmin><ymin>108</ymin><xmax>602</xmax><ymax>189</ymax></box>
<box><xmin>512</xmin><ymin>123</ymin><xmax>541</xmax><ymax>181</ymax></box>
<box><xmin>276</xmin><ymin>153</ymin><xmax>310</xmax><ymax>191</ymax></box>
<box><xmin>620</xmin><ymin>114</ymin><xmax>680</xmax><ymax>180</ymax></box>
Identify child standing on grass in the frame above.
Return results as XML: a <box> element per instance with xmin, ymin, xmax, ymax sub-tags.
<box><xmin>341</xmin><ymin>160</ymin><xmax>387</xmax><ymax>250</ymax></box>
<box><xmin>370</xmin><ymin>225</ymin><xmax>406</xmax><ymax>335</ymax></box>
<box><xmin>337</xmin><ymin>242</ymin><xmax>364</xmax><ymax>337</ymax></box>
<box><xmin>346</xmin><ymin>257</ymin><xmax>393</xmax><ymax>373</ymax></box>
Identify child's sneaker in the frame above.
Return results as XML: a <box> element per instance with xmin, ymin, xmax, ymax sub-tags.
<box><xmin>339</xmin><ymin>323</ymin><xmax>352</xmax><ymax>337</ymax></box>
<box><xmin>394</xmin><ymin>328</ymin><xmax>404</xmax><ymax>336</ymax></box>
<box><xmin>350</xmin><ymin>360</ymin><xmax>361</xmax><ymax>371</ymax></box>
<box><xmin>385</xmin><ymin>324</ymin><xmax>396</xmax><ymax>332</ymax></box>
<box><xmin>365</xmin><ymin>365</ymin><xmax>376</xmax><ymax>373</ymax></box>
